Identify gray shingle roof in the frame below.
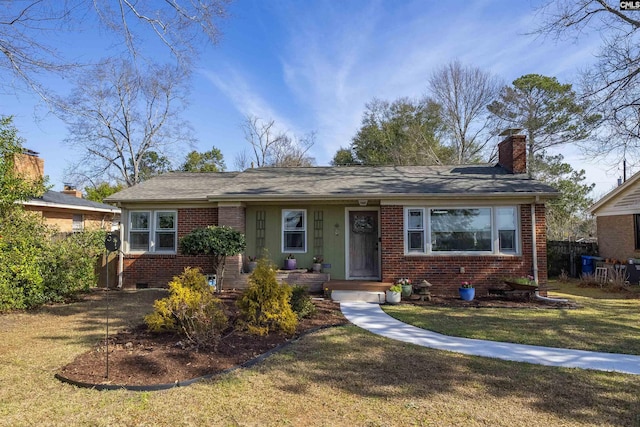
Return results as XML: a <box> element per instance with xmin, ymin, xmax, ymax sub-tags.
<box><xmin>105</xmin><ymin>165</ymin><xmax>558</xmax><ymax>203</ymax></box>
<box><xmin>26</xmin><ymin>190</ymin><xmax>121</xmax><ymax>212</ymax></box>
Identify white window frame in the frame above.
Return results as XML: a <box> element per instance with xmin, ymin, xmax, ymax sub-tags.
<box><xmin>403</xmin><ymin>206</ymin><xmax>520</xmax><ymax>255</ymax></box>
<box><xmin>281</xmin><ymin>209</ymin><xmax>307</xmax><ymax>253</ymax></box>
<box><xmin>128</xmin><ymin>210</ymin><xmax>177</xmax><ymax>253</ymax></box>
<box><xmin>72</xmin><ymin>214</ymin><xmax>84</xmax><ymax>233</ymax></box>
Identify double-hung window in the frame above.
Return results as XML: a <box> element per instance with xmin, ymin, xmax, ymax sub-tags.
<box><xmin>282</xmin><ymin>209</ymin><xmax>306</xmax><ymax>253</ymax></box>
<box><xmin>404</xmin><ymin>206</ymin><xmax>519</xmax><ymax>255</ymax></box>
<box><xmin>129</xmin><ymin>210</ymin><xmax>177</xmax><ymax>253</ymax></box>
<box><xmin>406</xmin><ymin>208</ymin><xmax>425</xmax><ymax>253</ymax></box>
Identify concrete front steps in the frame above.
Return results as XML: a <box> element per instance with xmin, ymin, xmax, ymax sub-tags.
<box><xmin>330</xmin><ymin>290</ymin><xmax>386</xmax><ymax>303</ymax></box>
<box><xmin>323</xmin><ymin>280</ymin><xmax>392</xmax><ymax>303</ymax></box>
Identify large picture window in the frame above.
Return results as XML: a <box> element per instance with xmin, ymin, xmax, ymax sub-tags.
<box><xmin>129</xmin><ymin>210</ymin><xmax>177</xmax><ymax>253</ymax></box>
<box><xmin>282</xmin><ymin>209</ymin><xmax>306</xmax><ymax>252</ymax></box>
<box><xmin>404</xmin><ymin>206</ymin><xmax>519</xmax><ymax>255</ymax></box>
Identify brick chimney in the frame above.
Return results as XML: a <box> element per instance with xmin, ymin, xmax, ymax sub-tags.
<box><xmin>498</xmin><ymin>133</ymin><xmax>526</xmax><ymax>174</ymax></box>
<box><xmin>62</xmin><ymin>184</ymin><xmax>83</xmax><ymax>198</ymax></box>
<box><xmin>13</xmin><ymin>149</ymin><xmax>44</xmax><ymax>182</ymax></box>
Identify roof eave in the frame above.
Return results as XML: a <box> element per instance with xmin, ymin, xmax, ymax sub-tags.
<box><xmin>207</xmin><ymin>191</ymin><xmax>559</xmax><ymax>202</ymax></box>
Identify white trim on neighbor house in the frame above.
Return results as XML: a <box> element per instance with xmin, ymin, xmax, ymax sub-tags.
<box><xmin>344</xmin><ymin>206</ymin><xmax>381</xmax><ymax>281</ymax></box>
<box><xmin>22</xmin><ymin>200</ymin><xmax>120</xmax><ymax>213</ymax></box>
<box><xmin>589</xmin><ymin>170</ymin><xmax>640</xmax><ymax>215</ymax></box>
<box><xmin>402</xmin><ymin>205</ymin><xmax>521</xmax><ymax>256</ymax></box>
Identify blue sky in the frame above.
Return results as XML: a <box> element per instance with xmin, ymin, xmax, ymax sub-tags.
<box><xmin>0</xmin><ymin>0</ymin><xmax>625</xmax><ymax>196</ymax></box>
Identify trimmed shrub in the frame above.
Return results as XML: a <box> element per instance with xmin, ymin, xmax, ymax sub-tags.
<box><xmin>145</xmin><ymin>267</ymin><xmax>228</xmax><ymax>348</ymax></box>
<box><xmin>41</xmin><ymin>230</ymin><xmax>106</xmax><ymax>302</ymax></box>
<box><xmin>236</xmin><ymin>258</ymin><xmax>298</xmax><ymax>336</ymax></box>
<box><xmin>290</xmin><ymin>285</ymin><xmax>316</xmax><ymax>319</ymax></box>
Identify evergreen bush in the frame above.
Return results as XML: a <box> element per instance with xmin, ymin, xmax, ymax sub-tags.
<box><xmin>145</xmin><ymin>267</ymin><xmax>228</xmax><ymax>348</ymax></box>
<box><xmin>290</xmin><ymin>285</ymin><xmax>316</xmax><ymax>319</ymax></box>
<box><xmin>237</xmin><ymin>258</ymin><xmax>298</xmax><ymax>336</ymax></box>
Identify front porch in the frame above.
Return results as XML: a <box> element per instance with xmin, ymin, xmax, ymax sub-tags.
<box><xmin>229</xmin><ymin>270</ymin><xmax>392</xmax><ymax>302</ymax></box>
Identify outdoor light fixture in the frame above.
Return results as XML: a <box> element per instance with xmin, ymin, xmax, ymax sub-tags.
<box><xmin>358</xmin><ymin>199</ymin><xmax>368</xmax><ymax>206</ymax></box>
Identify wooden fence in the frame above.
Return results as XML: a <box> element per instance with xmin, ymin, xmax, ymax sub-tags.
<box><xmin>547</xmin><ymin>240</ymin><xmax>598</xmax><ymax>278</ymax></box>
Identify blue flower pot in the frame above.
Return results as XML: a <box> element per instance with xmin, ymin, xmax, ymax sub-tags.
<box><xmin>459</xmin><ymin>287</ymin><xmax>475</xmax><ymax>301</ymax></box>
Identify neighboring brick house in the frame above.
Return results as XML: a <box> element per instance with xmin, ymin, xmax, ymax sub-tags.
<box><xmin>105</xmin><ymin>134</ymin><xmax>558</xmax><ymax>295</ymax></box>
<box><xmin>15</xmin><ymin>150</ymin><xmax>120</xmax><ymax>233</ymax></box>
<box><xmin>589</xmin><ymin>172</ymin><xmax>640</xmax><ymax>263</ymax></box>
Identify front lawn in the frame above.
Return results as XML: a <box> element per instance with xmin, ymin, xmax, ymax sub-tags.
<box><xmin>383</xmin><ymin>280</ymin><xmax>640</xmax><ymax>355</ymax></box>
<box><xmin>0</xmin><ymin>287</ymin><xmax>639</xmax><ymax>426</ymax></box>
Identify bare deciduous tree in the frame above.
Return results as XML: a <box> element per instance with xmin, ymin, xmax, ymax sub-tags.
<box><xmin>235</xmin><ymin>115</ymin><xmax>315</xmax><ymax>169</ymax></box>
<box><xmin>533</xmin><ymin>0</ymin><xmax>640</xmax><ymax>163</ymax></box>
<box><xmin>57</xmin><ymin>59</ymin><xmax>195</xmax><ymax>186</ymax></box>
<box><xmin>428</xmin><ymin>60</ymin><xmax>502</xmax><ymax>164</ymax></box>
<box><xmin>0</xmin><ymin>0</ymin><xmax>230</xmax><ymax>96</ymax></box>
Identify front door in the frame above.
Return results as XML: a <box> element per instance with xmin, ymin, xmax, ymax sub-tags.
<box><xmin>348</xmin><ymin>210</ymin><xmax>379</xmax><ymax>279</ymax></box>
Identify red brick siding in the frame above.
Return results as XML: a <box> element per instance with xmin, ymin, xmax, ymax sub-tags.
<box><xmin>122</xmin><ymin>207</ymin><xmax>218</xmax><ymax>288</ymax></box>
<box><xmin>216</xmin><ymin>205</ymin><xmax>247</xmax><ymax>281</ymax></box>
<box><xmin>597</xmin><ymin>214</ymin><xmax>638</xmax><ymax>261</ymax></box>
<box><xmin>380</xmin><ymin>204</ymin><xmax>548</xmax><ymax>296</ymax></box>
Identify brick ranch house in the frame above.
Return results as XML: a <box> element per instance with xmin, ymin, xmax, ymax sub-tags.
<box><xmin>105</xmin><ymin>134</ymin><xmax>558</xmax><ymax>296</ymax></box>
<box><xmin>15</xmin><ymin>149</ymin><xmax>120</xmax><ymax>233</ymax></box>
<box><xmin>589</xmin><ymin>170</ymin><xmax>640</xmax><ymax>263</ymax></box>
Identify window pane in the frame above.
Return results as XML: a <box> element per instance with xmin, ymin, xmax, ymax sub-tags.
<box><xmin>156</xmin><ymin>232</ymin><xmax>175</xmax><ymax>251</ymax></box>
<box><xmin>497</xmin><ymin>207</ymin><xmax>516</xmax><ymax>229</ymax></box>
<box><xmin>408</xmin><ymin>209</ymin><xmax>423</xmax><ymax>230</ymax></box>
<box><xmin>130</xmin><ymin>232</ymin><xmax>149</xmax><ymax>251</ymax></box>
<box><xmin>408</xmin><ymin>231</ymin><xmax>424</xmax><ymax>252</ymax></box>
<box><xmin>131</xmin><ymin>212</ymin><xmax>149</xmax><ymax>230</ymax></box>
<box><xmin>497</xmin><ymin>207</ymin><xmax>517</xmax><ymax>252</ymax></box>
<box><xmin>284</xmin><ymin>231</ymin><xmax>305</xmax><ymax>251</ymax></box>
<box><xmin>431</xmin><ymin>208</ymin><xmax>491</xmax><ymax>251</ymax></box>
<box><xmin>499</xmin><ymin>230</ymin><xmax>516</xmax><ymax>251</ymax></box>
<box><xmin>156</xmin><ymin>212</ymin><xmax>175</xmax><ymax>230</ymax></box>
<box><xmin>284</xmin><ymin>210</ymin><xmax>304</xmax><ymax>230</ymax></box>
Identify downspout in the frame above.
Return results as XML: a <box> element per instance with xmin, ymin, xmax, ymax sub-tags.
<box><xmin>531</xmin><ymin>202</ymin><xmax>539</xmax><ymax>285</ymax></box>
<box><xmin>117</xmin><ymin>211</ymin><xmax>124</xmax><ymax>289</ymax></box>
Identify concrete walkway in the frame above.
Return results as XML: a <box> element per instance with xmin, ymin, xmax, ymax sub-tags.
<box><xmin>340</xmin><ymin>302</ymin><xmax>640</xmax><ymax>375</ymax></box>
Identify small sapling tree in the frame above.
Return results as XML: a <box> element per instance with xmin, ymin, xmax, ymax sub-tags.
<box><xmin>179</xmin><ymin>226</ymin><xmax>246</xmax><ymax>293</ymax></box>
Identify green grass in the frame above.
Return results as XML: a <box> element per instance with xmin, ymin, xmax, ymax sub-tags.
<box><xmin>383</xmin><ymin>280</ymin><xmax>640</xmax><ymax>355</ymax></box>
<box><xmin>0</xmin><ymin>287</ymin><xmax>639</xmax><ymax>426</ymax></box>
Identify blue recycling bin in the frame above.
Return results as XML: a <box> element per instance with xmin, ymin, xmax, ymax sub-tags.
<box><xmin>581</xmin><ymin>255</ymin><xmax>603</xmax><ymax>275</ymax></box>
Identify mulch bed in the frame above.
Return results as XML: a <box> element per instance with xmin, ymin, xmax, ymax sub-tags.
<box><xmin>58</xmin><ymin>292</ymin><xmax>348</xmax><ymax>387</ymax></box>
<box><xmin>57</xmin><ymin>290</ymin><xmax>574</xmax><ymax>388</ymax></box>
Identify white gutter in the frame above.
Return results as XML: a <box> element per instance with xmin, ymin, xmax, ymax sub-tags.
<box><xmin>23</xmin><ymin>200</ymin><xmax>120</xmax><ymax>213</ymax></box>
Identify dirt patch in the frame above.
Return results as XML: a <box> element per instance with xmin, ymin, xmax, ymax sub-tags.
<box><xmin>58</xmin><ymin>291</ymin><xmax>347</xmax><ymax>387</ymax></box>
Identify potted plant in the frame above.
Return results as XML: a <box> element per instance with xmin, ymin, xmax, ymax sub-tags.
<box><xmin>312</xmin><ymin>256</ymin><xmax>323</xmax><ymax>272</ymax></box>
<box><xmin>247</xmin><ymin>256</ymin><xmax>258</xmax><ymax>273</ymax></box>
<box><xmin>386</xmin><ymin>283</ymin><xmax>402</xmax><ymax>304</ymax></box>
<box><xmin>397</xmin><ymin>278</ymin><xmax>412</xmax><ymax>298</ymax></box>
<box><xmin>284</xmin><ymin>253</ymin><xmax>297</xmax><ymax>270</ymax></box>
<box><xmin>459</xmin><ymin>281</ymin><xmax>475</xmax><ymax>301</ymax></box>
